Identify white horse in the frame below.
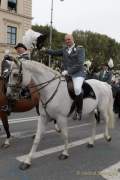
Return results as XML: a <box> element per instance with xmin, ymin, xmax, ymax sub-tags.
<box><xmin>7</xmin><ymin>60</ymin><xmax>115</xmax><ymax>170</ymax></box>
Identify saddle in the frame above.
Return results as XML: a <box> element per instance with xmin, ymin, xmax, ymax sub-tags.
<box><xmin>65</xmin><ymin>75</ymin><xmax>96</xmax><ymax>100</ymax></box>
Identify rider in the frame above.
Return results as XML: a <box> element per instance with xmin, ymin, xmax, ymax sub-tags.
<box><xmin>2</xmin><ymin>43</ymin><xmax>29</xmax><ymax>76</ymax></box>
<box><xmin>44</xmin><ymin>34</ymin><xmax>85</xmax><ymax>120</ymax></box>
<box><xmin>14</xmin><ymin>43</ymin><xmax>30</xmax><ymax>60</ymax></box>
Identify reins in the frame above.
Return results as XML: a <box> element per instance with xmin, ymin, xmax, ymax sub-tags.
<box><xmin>8</xmin><ymin>74</ymin><xmax>62</xmax><ymax>95</ymax></box>
<box><xmin>41</xmin><ymin>76</ymin><xmax>61</xmax><ymax>109</ymax></box>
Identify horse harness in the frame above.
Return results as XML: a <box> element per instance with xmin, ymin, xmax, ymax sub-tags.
<box><xmin>8</xmin><ymin>61</ymin><xmax>96</xmax><ymax>120</ymax></box>
<box><xmin>8</xmin><ymin>61</ymin><xmax>62</xmax><ymax>118</ymax></box>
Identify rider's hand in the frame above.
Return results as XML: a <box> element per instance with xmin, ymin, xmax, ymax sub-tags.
<box><xmin>62</xmin><ymin>70</ymin><xmax>68</xmax><ymax>76</ymax></box>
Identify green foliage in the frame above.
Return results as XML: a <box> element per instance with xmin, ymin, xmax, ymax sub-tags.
<box><xmin>32</xmin><ymin>25</ymin><xmax>120</xmax><ymax>70</ymax></box>
<box><xmin>73</xmin><ymin>30</ymin><xmax>120</xmax><ymax>68</ymax></box>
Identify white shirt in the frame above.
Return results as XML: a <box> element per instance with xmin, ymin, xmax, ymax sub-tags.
<box><xmin>67</xmin><ymin>43</ymin><xmax>75</xmax><ymax>54</ymax></box>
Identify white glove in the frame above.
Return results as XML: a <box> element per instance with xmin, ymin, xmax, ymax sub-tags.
<box><xmin>62</xmin><ymin>70</ymin><xmax>68</xmax><ymax>76</ymax></box>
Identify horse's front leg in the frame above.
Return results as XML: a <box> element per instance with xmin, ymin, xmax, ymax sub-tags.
<box><xmin>88</xmin><ymin>112</ymin><xmax>96</xmax><ymax>148</ymax></box>
<box><xmin>19</xmin><ymin>115</ymin><xmax>46</xmax><ymax>170</ymax></box>
<box><xmin>58</xmin><ymin>117</ymin><xmax>69</xmax><ymax>160</ymax></box>
<box><xmin>1</xmin><ymin>115</ymin><xmax>11</xmax><ymax>148</ymax></box>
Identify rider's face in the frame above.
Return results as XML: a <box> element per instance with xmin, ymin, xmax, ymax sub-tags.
<box><xmin>16</xmin><ymin>47</ymin><xmax>26</xmax><ymax>55</ymax></box>
<box><xmin>64</xmin><ymin>35</ymin><xmax>74</xmax><ymax>47</ymax></box>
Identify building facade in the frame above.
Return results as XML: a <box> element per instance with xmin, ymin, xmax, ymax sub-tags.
<box><xmin>0</xmin><ymin>0</ymin><xmax>32</xmax><ymax>59</ymax></box>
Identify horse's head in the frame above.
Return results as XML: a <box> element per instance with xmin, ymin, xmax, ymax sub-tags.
<box><xmin>6</xmin><ymin>60</ymin><xmax>32</xmax><ymax>96</ymax></box>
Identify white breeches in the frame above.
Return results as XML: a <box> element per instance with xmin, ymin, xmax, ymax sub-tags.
<box><xmin>72</xmin><ymin>76</ymin><xmax>85</xmax><ymax>95</ymax></box>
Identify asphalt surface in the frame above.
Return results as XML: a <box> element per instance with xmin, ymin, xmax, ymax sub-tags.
<box><xmin>0</xmin><ymin>110</ymin><xmax>120</xmax><ymax>180</ymax></box>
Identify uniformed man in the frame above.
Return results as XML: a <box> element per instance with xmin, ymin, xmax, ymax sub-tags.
<box><xmin>99</xmin><ymin>63</ymin><xmax>112</xmax><ymax>84</ymax></box>
<box><xmin>44</xmin><ymin>34</ymin><xmax>85</xmax><ymax>120</ymax></box>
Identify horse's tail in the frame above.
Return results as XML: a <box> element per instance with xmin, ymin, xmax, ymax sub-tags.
<box><xmin>107</xmin><ymin>85</ymin><xmax>115</xmax><ymax>128</ymax></box>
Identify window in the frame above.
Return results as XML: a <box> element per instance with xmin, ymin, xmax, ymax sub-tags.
<box><xmin>8</xmin><ymin>0</ymin><xmax>17</xmax><ymax>11</ymax></box>
<box><xmin>7</xmin><ymin>26</ymin><xmax>17</xmax><ymax>45</ymax></box>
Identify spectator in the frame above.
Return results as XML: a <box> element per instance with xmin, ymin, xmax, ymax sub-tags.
<box><xmin>99</xmin><ymin>63</ymin><xmax>112</xmax><ymax>84</ymax></box>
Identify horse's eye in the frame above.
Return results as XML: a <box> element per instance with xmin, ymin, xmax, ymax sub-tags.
<box><xmin>13</xmin><ymin>73</ymin><xmax>19</xmax><ymax>78</ymax></box>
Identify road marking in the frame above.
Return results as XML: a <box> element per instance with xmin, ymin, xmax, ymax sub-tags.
<box><xmin>100</xmin><ymin>162</ymin><xmax>120</xmax><ymax>180</ymax></box>
<box><xmin>16</xmin><ymin>133</ymin><xmax>104</xmax><ymax>162</ymax></box>
<box><xmin>0</xmin><ymin>116</ymin><xmax>38</xmax><ymax>125</ymax></box>
<box><xmin>1</xmin><ymin>122</ymin><xmax>90</xmax><ymax>139</ymax></box>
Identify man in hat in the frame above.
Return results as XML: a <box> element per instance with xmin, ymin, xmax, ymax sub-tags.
<box><xmin>2</xmin><ymin>43</ymin><xmax>29</xmax><ymax>78</ymax></box>
<box><xmin>14</xmin><ymin>43</ymin><xmax>30</xmax><ymax>60</ymax></box>
<box><xmin>99</xmin><ymin>63</ymin><xmax>112</xmax><ymax>84</ymax></box>
<box><xmin>1</xmin><ymin>43</ymin><xmax>30</xmax><ymax>114</ymax></box>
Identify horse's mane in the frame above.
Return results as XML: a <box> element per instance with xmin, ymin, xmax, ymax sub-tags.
<box><xmin>23</xmin><ymin>60</ymin><xmax>60</xmax><ymax>76</ymax></box>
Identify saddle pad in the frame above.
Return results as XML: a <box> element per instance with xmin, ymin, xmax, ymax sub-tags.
<box><xmin>66</xmin><ymin>76</ymin><xmax>96</xmax><ymax>100</ymax></box>
<box><xmin>82</xmin><ymin>82</ymin><xmax>96</xmax><ymax>99</ymax></box>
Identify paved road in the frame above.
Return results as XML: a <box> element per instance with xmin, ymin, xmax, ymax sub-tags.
<box><xmin>0</xmin><ymin>111</ymin><xmax>120</xmax><ymax>180</ymax></box>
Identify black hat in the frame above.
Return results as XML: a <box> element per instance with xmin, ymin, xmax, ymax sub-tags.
<box><xmin>14</xmin><ymin>43</ymin><xmax>27</xmax><ymax>50</ymax></box>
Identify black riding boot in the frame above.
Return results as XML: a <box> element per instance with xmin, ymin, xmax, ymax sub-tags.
<box><xmin>75</xmin><ymin>93</ymin><xmax>83</xmax><ymax>120</ymax></box>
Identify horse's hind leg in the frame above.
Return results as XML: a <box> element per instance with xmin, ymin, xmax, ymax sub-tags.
<box><xmin>57</xmin><ymin>117</ymin><xmax>69</xmax><ymax>160</ymax></box>
<box><xmin>88</xmin><ymin>112</ymin><xmax>96</xmax><ymax>148</ymax></box>
<box><xmin>102</xmin><ymin>111</ymin><xmax>112</xmax><ymax>142</ymax></box>
<box><xmin>19</xmin><ymin>115</ymin><xmax>46</xmax><ymax>170</ymax></box>
<box><xmin>103</xmin><ymin>86</ymin><xmax>115</xmax><ymax>141</ymax></box>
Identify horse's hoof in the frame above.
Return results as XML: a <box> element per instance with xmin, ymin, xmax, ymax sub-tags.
<box><xmin>58</xmin><ymin>154</ymin><xmax>69</xmax><ymax>160</ymax></box>
<box><xmin>105</xmin><ymin>136</ymin><xmax>112</xmax><ymax>142</ymax></box>
<box><xmin>56</xmin><ymin>129</ymin><xmax>61</xmax><ymax>133</ymax></box>
<box><xmin>19</xmin><ymin>162</ymin><xmax>31</xmax><ymax>170</ymax></box>
<box><xmin>106</xmin><ymin>137</ymin><xmax>112</xmax><ymax>142</ymax></box>
<box><xmin>87</xmin><ymin>143</ymin><xmax>94</xmax><ymax>148</ymax></box>
<box><xmin>1</xmin><ymin>143</ymin><xmax>10</xmax><ymax>148</ymax></box>
<box><xmin>32</xmin><ymin>135</ymin><xmax>35</xmax><ymax>139</ymax></box>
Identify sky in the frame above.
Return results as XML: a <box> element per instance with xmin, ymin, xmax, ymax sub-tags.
<box><xmin>32</xmin><ymin>0</ymin><xmax>120</xmax><ymax>43</ymax></box>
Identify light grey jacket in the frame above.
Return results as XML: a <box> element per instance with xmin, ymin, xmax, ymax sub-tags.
<box><xmin>47</xmin><ymin>45</ymin><xmax>86</xmax><ymax>78</ymax></box>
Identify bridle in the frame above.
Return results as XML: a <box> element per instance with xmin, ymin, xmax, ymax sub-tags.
<box><xmin>8</xmin><ymin>60</ymin><xmax>63</xmax><ymax>110</ymax></box>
